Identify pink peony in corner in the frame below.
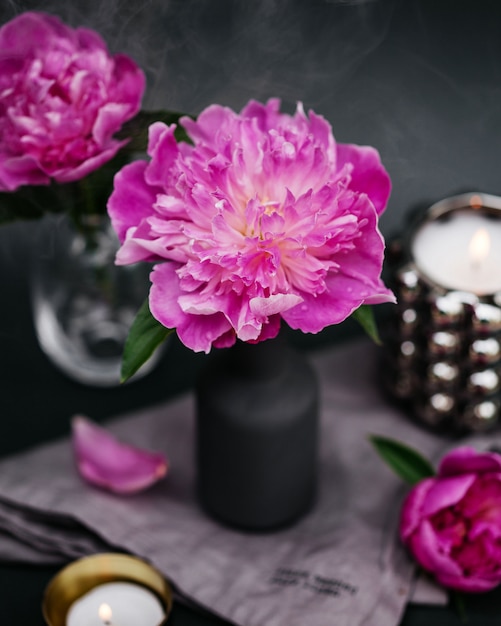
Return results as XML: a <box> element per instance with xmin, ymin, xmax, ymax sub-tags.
<box><xmin>72</xmin><ymin>416</ymin><xmax>168</xmax><ymax>494</ymax></box>
<box><xmin>108</xmin><ymin>98</ymin><xmax>395</xmax><ymax>353</ymax></box>
<box><xmin>400</xmin><ymin>446</ymin><xmax>501</xmax><ymax>592</ymax></box>
<box><xmin>0</xmin><ymin>11</ymin><xmax>144</xmax><ymax>191</ymax></box>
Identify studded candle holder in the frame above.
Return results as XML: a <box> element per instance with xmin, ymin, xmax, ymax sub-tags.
<box><xmin>384</xmin><ymin>192</ymin><xmax>501</xmax><ymax>432</ymax></box>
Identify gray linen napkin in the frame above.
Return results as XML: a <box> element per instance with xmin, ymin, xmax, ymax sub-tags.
<box><xmin>0</xmin><ymin>340</ymin><xmax>456</xmax><ymax>625</ymax></box>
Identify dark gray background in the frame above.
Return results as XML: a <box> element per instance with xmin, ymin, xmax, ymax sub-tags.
<box><xmin>2</xmin><ymin>2</ymin><xmax>501</xmax><ymax>624</ymax></box>
<box><xmin>2</xmin><ymin>0</ymin><xmax>501</xmax><ymax>237</ymax></box>
<box><xmin>7</xmin><ymin>0</ymin><xmax>501</xmax><ymax>368</ymax></box>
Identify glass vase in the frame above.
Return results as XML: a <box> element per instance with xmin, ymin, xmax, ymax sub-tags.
<box><xmin>31</xmin><ymin>214</ymin><xmax>161</xmax><ymax>387</ymax></box>
<box><xmin>196</xmin><ymin>336</ymin><xmax>319</xmax><ymax>531</ymax></box>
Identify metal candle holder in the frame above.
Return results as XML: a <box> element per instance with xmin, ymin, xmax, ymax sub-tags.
<box><xmin>384</xmin><ymin>192</ymin><xmax>501</xmax><ymax>432</ymax></box>
<box><xmin>42</xmin><ymin>553</ymin><xmax>172</xmax><ymax>626</ymax></box>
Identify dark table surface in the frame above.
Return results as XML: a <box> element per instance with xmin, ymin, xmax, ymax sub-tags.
<box><xmin>1</xmin><ymin>246</ymin><xmax>501</xmax><ymax>625</ymax></box>
<box><xmin>3</xmin><ymin>0</ymin><xmax>501</xmax><ymax>623</ymax></box>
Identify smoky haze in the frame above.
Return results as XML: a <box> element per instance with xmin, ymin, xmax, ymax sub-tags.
<box><xmin>2</xmin><ymin>0</ymin><xmax>501</xmax><ymax>234</ymax></box>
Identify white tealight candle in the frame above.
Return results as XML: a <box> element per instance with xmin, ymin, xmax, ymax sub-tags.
<box><xmin>66</xmin><ymin>582</ymin><xmax>165</xmax><ymax>626</ymax></box>
<box><xmin>412</xmin><ymin>209</ymin><xmax>501</xmax><ymax>295</ymax></box>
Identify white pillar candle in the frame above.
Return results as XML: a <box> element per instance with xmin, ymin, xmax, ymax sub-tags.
<box><xmin>66</xmin><ymin>581</ymin><xmax>165</xmax><ymax>626</ymax></box>
<box><xmin>412</xmin><ymin>209</ymin><xmax>501</xmax><ymax>295</ymax></box>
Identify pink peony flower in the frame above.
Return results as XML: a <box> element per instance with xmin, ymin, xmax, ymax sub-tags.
<box><xmin>108</xmin><ymin>98</ymin><xmax>394</xmax><ymax>353</ymax></box>
<box><xmin>0</xmin><ymin>11</ymin><xmax>144</xmax><ymax>191</ymax></box>
<box><xmin>400</xmin><ymin>446</ymin><xmax>501</xmax><ymax>592</ymax></box>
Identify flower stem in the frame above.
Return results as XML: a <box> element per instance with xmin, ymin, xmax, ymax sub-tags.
<box><xmin>450</xmin><ymin>591</ymin><xmax>468</xmax><ymax>624</ymax></box>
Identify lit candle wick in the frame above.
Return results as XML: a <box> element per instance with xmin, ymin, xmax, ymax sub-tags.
<box><xmin>469</xmin><ymin>227</ymin><xmax>490</xmax><ymax>270</ymax></box>
<box><xmin>98</xmin><ymin>603</ymin><xmax>114</xmax><ymax>626</ymax></box>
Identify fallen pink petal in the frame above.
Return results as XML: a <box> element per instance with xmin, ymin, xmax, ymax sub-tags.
<box><xmin>71</xmin><ymin>416</ymin><xmax>168</xmax><ymax>494</ymax></box>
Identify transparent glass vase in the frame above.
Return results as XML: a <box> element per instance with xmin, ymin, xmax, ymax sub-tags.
<box><xmin>31</xmin><ymin>214</ymin><xmax>161</xmax><ymax>386</ymax></box>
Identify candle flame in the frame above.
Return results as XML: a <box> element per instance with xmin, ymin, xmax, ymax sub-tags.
<box><xmin>98</xmin><ymin>603</ymin><xmax>113</xmax><ymax>624</ymax></box>
<box><xmin>469</xmin><ymin>227</ymin><xmax>490</xmax><ymax>266</ymax></box>
<box><xmin>469</xmin><ymin>194</ymin><xmax>483</xmax><ymax>209</ymax></box>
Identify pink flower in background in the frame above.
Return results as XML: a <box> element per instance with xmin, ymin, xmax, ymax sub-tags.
<box><xmin>108</xmin><ymin>98</ymin><xmax>394</xmax><ymax>353</ymax></box>
<box><xmin>401</xmin><ymin>446</ymin><xmax>501</xmax><ymax>592</ymax></box>
<box><xmin>0</xmin><ymin>11</ymin><xmax>144</xmax><ymax>191</ymax></box>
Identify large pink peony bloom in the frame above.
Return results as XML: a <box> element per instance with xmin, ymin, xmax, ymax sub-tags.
<box><xmin>108</xmin><ymin>99</ymin><xmax>394</xmax><ymax>353</ymax></box>
<box><xmin>401</xmin><ymin>446</ymin><xmax>501</xmax><ymax>592</ymax></box>
<box><xmin>0</xmin><ymin>12</ymin><xmax>144</xmax><ymax>191</ymax></box>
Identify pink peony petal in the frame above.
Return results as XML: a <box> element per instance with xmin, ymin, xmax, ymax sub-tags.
<box><xmin>336</xmin><ymin>143</ymin><xmax>392</xmax><ymax>215</ymax></box>
<box><xmin>439</xmin><ymin>446</ymin><xmax>501</xmax><ymax>477</ymax></box>
<box><xmin>436</xmin><ymin>527</ymin><xmax>501</xmax><ymax>592</ymax></box>
<box><xmin>46</xmin><ymin>141</ymin><xmax>128</xmax><ymax>183</ymax></box>
<box><xmin>150</xmin><ymin>263</ymin><xmax>234</xmax><ymax>353</ymax></box>
<box><xmin>108</xmin><ymin>161</ymin><xmax>159</xmax><ymax>245</ymax></box>
<box><xmin>407</xmin><ymin>519</ymin><xmax>464</xmax><ymax>580</ymax></box>
<box><xmin>149</xmin><ymin>262</ymin><xmax>192</xmax><ymax>330</ymax></box>
<box><xmin>71</xmin><ymin>416</ymin><xmax>168</xmax><ymax>494</ymax></box>
<box><xmin>0</xmin><ymin>153</ymin><xmax>50</xmax><ymax>190</ymax></box>
<box><xmin>430</xmin><ymin>507</ymin><xmax>469</xmax><ymax>553</ymax></box>
<box><xmin>249</xmin><ymin>293</ymin><xmax>303</xmax><ymax>317</ymax></box>
<box><xmin>460</xmin><ymin>475</ymin><xmax>501</xmax><ymax>530</ymax></box>
<box><xmin>283</xmin><ymin>271</ymin><xmax>388</xmax><ymax>333</ymax></box>
<box><xmin>111</xmin><ymin>53</ymin><xmax>146</xmax><ymax>113</ymax></box>
<box><xmin>93</xmin><ymin>103</ymin><xmax>133</xmax><ymax>146</ymax></box>
<box><xmin>454</xmin><ymin>530</ymin><xmax>501</xmax><ymax>577</ymax></box>
<box><xmin>144</xmin><ymin>123</ymin><xmax>180</xmax><ymax>188</ymax></box>
<box><xmin>420</xmin><ymin>474</ymin><xmax>476</xmax><ymax>517</ymax></box>
<box><xmin>180</xmin><ymin>105</ymin><xmax>237</xmax><ymax>146</ymax></box>
<box><xmin>437</xmin><ymin>571</ymin><xmax>500</xmax><ymax>593</ymax></box>
<box><xmin>400</xmin><ymin>478</ymin><xmax>435</xmax><ymax>541</ymax></box>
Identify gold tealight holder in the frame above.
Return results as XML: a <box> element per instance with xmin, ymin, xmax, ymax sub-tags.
<box><xmin>384</xmin><ymin>192</ymin><xmax>501</xmax><ymax>432</ymax></box>
<box><xmin>42</xmin><ymin>553</ymin><xmax>173</xmax><ymax>626</ymax></box>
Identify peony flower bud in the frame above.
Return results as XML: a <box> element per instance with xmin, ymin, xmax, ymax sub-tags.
<box><xmin>400</xmin><ymin>446</ymin><xmax>501</xmax><ymax>592</ymax></box>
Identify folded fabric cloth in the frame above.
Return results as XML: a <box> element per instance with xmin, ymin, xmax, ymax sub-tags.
<box><xmin>0</xmin><ymin>340</ymin><xmax>461</xmax><ymax>626</ymax></box>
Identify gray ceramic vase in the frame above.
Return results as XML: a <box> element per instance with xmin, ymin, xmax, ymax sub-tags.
<box><xmin>196</xmin><ymin>335</ymin><xmax>319</xmax><ymax>531</ymax></box>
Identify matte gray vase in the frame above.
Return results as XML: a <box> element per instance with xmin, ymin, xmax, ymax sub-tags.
<box><xmin>196</xmin><ymin>336</ymin><xmax>319</xmax><ymax>531</ymax></box>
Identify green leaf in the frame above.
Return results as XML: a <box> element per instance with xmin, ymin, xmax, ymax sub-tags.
<box><xmin>369</xmin><ymin>435</ymin><xmax>436</xmax><ymax>485</ymax></box>
<box><xmin>352</xmin><ymin>305</ymin><xmax>381</xmax><ymax>345</ymax></box>
<box><xmin>121</xmin><ymin>299</ymin><xmax>173</xmax><ymax>383</ymax></box>
<box><xmin>117</xmin><ymin>110</ymin><xmax>193</xmax><ymax>153</ymax></box>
